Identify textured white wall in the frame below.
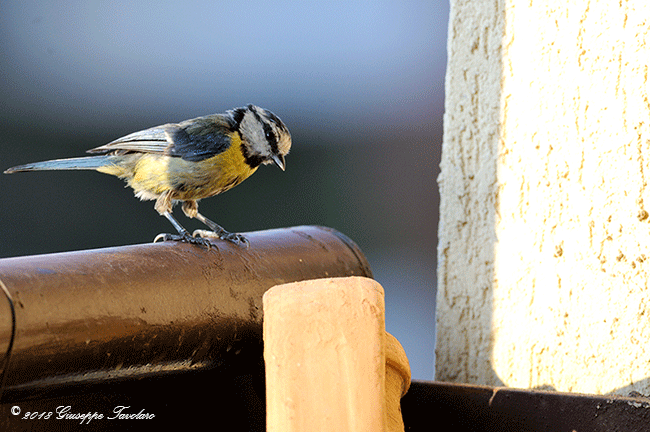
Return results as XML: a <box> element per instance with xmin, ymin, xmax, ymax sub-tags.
<box><xmin>437</xmin><ymin>0</ymin><xmax>650</xmax><ymax>395</ymax></box>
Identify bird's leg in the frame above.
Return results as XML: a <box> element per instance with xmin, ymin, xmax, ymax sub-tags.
<box><xmin>152</xmin><ymin>192</ymin><xmax>213</xmax><ymax>248</ymax></box>
<box><xmin>182</xmin><ymin>201</ymin><xmax>249</xmax><ymax>246</ymax></box>
<box><xmin>194</xmin><ymin>212</ymin><xmax>249</xmax><ymax>247</ymax></box>
<box><xmin>154</xmin><ymin>211</ymin><xmax>215</xmax><ymax>248</ymax></box>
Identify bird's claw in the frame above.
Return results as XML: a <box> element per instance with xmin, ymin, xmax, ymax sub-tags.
<box><xmin>193</xmin><ymin>229</ymin><xmax>249</xmax><ymax>247</ymax></box>
<box><xmin>154</xmin><ymin>232</ymin><xmax>214</xmax><ymax>249</ymax></box>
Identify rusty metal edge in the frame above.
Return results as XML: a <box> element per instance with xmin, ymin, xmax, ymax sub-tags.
<box><xmin>401</xmin><ymin>380</ymin><xmax>650</xmax><ymax>431</ymax></box>
<box><xmin>313</xmin><ymin>225</ymin><xmax>374</xmax><ymax>278</ymax></box>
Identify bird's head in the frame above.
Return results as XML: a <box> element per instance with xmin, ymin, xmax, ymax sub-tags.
<box><xmin>232</xmin><ymin>104</ymin><xmax>291</xmax><ymax>171</ymax></box>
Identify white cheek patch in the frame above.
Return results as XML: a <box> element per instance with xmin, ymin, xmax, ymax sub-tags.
<box><xmin>239</xmin><ymin>111</ymin><xmax>270</xmax><ymax>155</ymax></box>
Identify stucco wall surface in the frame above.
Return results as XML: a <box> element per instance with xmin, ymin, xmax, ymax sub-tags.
<box><xmin>437</xmin><ymin>0</ymin><xmax>650</xmax><ymax>395</ymax></box>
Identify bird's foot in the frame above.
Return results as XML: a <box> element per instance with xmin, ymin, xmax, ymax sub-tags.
<box><xmin>193</xmin><ymin>229</ymin><xmax>249</xmax><ymax>247</ymax></box>
<box><xmin>153</xmin><ymin>231</ymin><xmax>214</xmax><ymax>249</ymax></box>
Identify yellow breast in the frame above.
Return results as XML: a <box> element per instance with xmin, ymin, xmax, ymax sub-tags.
<box><xmin>98</xmin><ymin>133</ymin><xmax>258</xmax><ymax>201</ymax></box>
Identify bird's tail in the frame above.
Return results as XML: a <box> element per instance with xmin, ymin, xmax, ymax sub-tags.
<box><xmin>4</xmin><ymin>155</ymin><xmax>116</xmax><ymax>174</ymax></box>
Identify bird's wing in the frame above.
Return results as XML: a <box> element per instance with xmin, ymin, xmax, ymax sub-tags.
<box><xmin>87</xmin><ymin>114</ymin><xmax>236</xmax><ymax>162</ymax></box>
<box><xmin>87</xmin><ymin>126</ymin><xmax>171</xmax><ymax>155</ymax></box>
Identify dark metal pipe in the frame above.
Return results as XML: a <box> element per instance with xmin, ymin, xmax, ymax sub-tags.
<box><xmin>0</xmin><ymin>225</ymin><xmax>372</xmax><ymax>396</ymax></box>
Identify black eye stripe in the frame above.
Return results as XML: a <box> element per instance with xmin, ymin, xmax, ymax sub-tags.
<box><xmin>246</xmin><ymin>105</ymin><xmax>288</xmax><ymax>132</ymax></box>
<box><xmin>248</xmin><ymin>106</ymin><xmax>279</xmax><ymax>153</ymax></box>
<box><xmin>265</xmin><ymin>112</ymin><xmax>287</xmax><ymax>132</ymax></box>
<box><xmin>262</xmin><ymin>121</ymin><xmax>279</xmax><ymax>153</ymax></box>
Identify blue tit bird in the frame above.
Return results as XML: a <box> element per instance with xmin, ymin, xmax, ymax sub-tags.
<box><xmin>4</xmin><ymin>104</ymin><xmax>292</xmax><ymax>247</ymax></box>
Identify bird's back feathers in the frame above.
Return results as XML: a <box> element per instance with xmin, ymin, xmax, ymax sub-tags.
<box><xmin>86</xmin><ymin>114</ymin><xmax>236</xmax><ymax>163</ymax></box>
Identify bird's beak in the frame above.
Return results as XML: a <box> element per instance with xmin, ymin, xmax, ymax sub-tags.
<box><xmin>271</xmin><ymin>154</ymin><xmax>286</xmax><ymax>171</ymax></box>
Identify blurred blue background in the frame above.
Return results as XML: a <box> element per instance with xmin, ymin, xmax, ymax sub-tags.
<box><xmin>0</xmin><ymin>0</ymin><xmax>447</xmax><ymax>380</ymax></box>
